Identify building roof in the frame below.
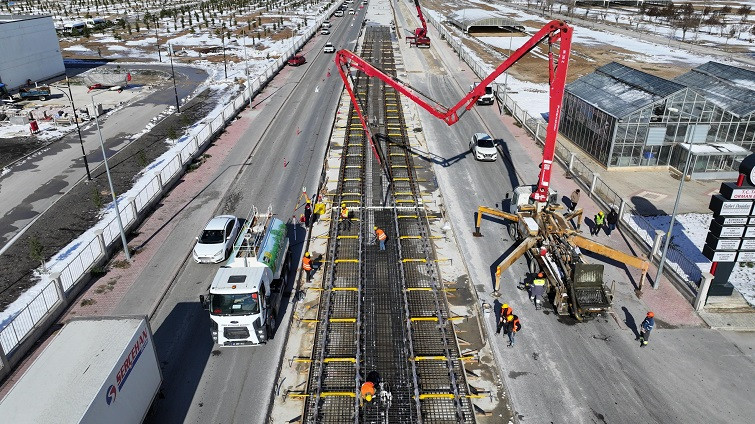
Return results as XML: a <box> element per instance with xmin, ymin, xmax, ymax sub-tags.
<box><xmin>447</xmin><ymin>9</ymin><xmax>525</xmax><ymax>33</ymax></box>
<box><xmin>673</xmin><ymin>61</ymin><xmax>755</xmax><ymax>118</ymax></box>
<box><xmin>0</xmin><ymin>14</ymin><xmax>51</xmax><ymax>23</ymax></box>
<box><xmin>566</xmin><ymin>62</ymin><xmax>686</xmax><ymax>118</ymax></box>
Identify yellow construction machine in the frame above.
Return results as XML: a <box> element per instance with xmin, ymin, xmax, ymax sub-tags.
<box><xmin>474</xmin><ymin>186</ymin><xmax>649</xmax><ymax>321</ymax></box>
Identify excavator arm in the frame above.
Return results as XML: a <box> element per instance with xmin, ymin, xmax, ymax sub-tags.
<box><xmin>335</xmin><ymin>20</ymin><xmax>572</xmax><ymax>200</ymax></box>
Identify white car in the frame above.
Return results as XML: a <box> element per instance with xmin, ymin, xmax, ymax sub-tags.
<box><xmin>469</xmin><ymin>133</ymin><xmax>498</xmax><ymax>161</ymax></box>
<box><xmin>323</xmin><ymin>42</ymin><xmax>336</xmax><ymax>53</ymax></box>
<box><xmin>349</xmin><ymin>8</ymin><xmax>355</xmax><ymax>14</ymax></box>
<box><xmin>192</xmin><ymin>215</ymin><xmax>241</xmax><ymax>263</ymax></box>
<box><xmin>321</xmin><ymin>28</ymin><xmax>330</xmax><ymax>35</ymax></box>
<box><xmin>334</xmin><ymin>10</ymin><xmax>344</xmax><ymax>17</ymax></box>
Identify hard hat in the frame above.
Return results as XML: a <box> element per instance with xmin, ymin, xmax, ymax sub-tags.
<box><xmin>305</xmin><ymin>252</ymin><xmax>310</xmax><ymax>257</ymax></box>
<box><xmin>374</xmin><ymin>226</ymin><xmax>378</xmax><ymax>230</ymax></box>
<box><xmin>306</xmin><ymin>199</ymin><xmax>311</xmax><ymax>203</ymax></box>
<box><xmin>365</xmin><ymin>394</ymin><xmax>372</xmax><ymax>402</ymax></box>
<box><xmin>537</xmin><ymin>272</ymin><xmax>543</xmax><ymax>278</ymax></box>
<box><xmin>507</xmin><ymin>315</ymin><xmax>514</xmax><ymax>321</ymax></box>
<box><xmin>502</xmin><ymin>303</ymin><xmax>509</xmax><ymax>309</ymax></box>
<box><xmin>341</xmin><ymin>203</ymin><xmax>346</xmax><ymax>207</ymax></box>
<box><xmin>647</xmin><ymin>311</ymin><xmax>654</xmax><ymax>318</ymax></box>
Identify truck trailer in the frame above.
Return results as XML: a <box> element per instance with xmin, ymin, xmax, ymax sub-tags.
<box><xmin>201</xmin><ymin>209</ymin><xmax>290</xmax><ymax>346</ymax></box>
<box><xmin>0</xmin><ymin>316</ymin><xmax>162</xmax><ymax>424</ymax></box>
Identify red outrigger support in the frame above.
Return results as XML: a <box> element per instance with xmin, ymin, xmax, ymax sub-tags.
<box><xmin>335</xmin><ymin>20</ymin><xmax>572</xmax><ymax>202</ymax></box>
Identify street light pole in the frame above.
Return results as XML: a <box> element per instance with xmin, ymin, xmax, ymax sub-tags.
<box><xmin>90</xmin><ymin>93</ymin><xmax>131</xmax><ymax>261</ymax></box>
<box><xmin>53</xmin><ymin>76</ymin><xmax>92</xmax><ymax>181</ymax></box>
<box><xmin>155</xmin><ymin>19</ymin><xmax>162</xmax><ymax>62</ymax></box>
<box><xmin>168</xmin><ymin>44</ymin><xmax>180</xmax><ymax>113</ymax></box>
<box><xmin>221</xmin><ymin>30</ymin><xmax>228</xmax><ymax>79</ymax></box>
<box><xmin>242</xmin><ymin>30</ymin><xmax>252</xmax><ymax>108</ymax></box>
<box><xmin>654</xmin><ymin>107</ymin><xmax>698</xmax><ymax>288</ymax></box>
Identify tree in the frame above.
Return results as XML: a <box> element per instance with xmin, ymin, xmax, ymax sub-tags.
<box><xmin>738</xmin><ymin>5</ymin><xmax>752</xmax><ymax>23</ymax></box>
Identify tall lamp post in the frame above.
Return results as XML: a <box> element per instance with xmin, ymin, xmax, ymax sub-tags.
<box><xmin>52</xmin><ymin>76</ymin><xmax>92</xmax><ymax>181</ymax></box>
<box><xmin>168</xmin><ymin>44</ymin><xmax>181</xmax><ymax>113</ymax></box>
<box><xmin>155</xmin><ymin>19</ymin><xmax>162</xmax><ymax>62</ymax></box>
<box><xmin>90</xmin><ymin>92</ymin><xmax>131</xmax><ymax>261</ymax></box>
<box><xmin>654</xmin><ymin>106</ymin><xmax>700</xmax><ymax>288</ymax></box>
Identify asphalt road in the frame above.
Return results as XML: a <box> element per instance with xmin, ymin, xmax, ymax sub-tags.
<box><xmin>0</xmin><ymin>63</ymin><xmax>207</xmax><ymax>253</ymax></box>
<box><xmin>394</xmin><ymin>1</ymin><xmax>755</xmax><ymax>423</ymax></box>
<box><xmin>138</xmin><ymin>9</ymin><xmax>366</xmax><ymax>424</ymax></box>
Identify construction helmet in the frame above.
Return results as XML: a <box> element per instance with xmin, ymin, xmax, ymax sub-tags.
<box><xmin>305</xmin><ymin>252</ymin><xmax>311</xmax><ymax>257</ymax></box>
<box><xmin>537</xmin><ymin>272</ymin><xmax>543</xmax><ymax>278</ymax></box>
<box><xmin>502</xmin><ymin>303</ymin><xmax>509</xmax><ymax>309</ymax></box>
<box><xmin>374</xmin><ymin>226</ymin><xmax>378</xmax><ymax>230</ymax></box>
<box><xmin>306</xmin><ymin>199</ymin><xmax>311</xmax><ymax>204</ymax></box>
<box><xmin>647</xmin><ymin>311</ymin><xmax>654</xmax><ymax>318</ymax></box>
<box><xmin>365</xmin><ymin>394</ymin><xmax>372</xmax><ymax>402</ymax></box>
<box><xmin>507</xmin><ymin>315</ymin><xmax>514</xmax><ymax>322</ymax></box>
<box><xmin>341</xmin><ymin>203</ymin><xmax>346</xmax><ymax>208</ymax></box>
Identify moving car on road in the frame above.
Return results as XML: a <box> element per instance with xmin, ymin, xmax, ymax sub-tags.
<box><xmin>287</xmin><ymin>55</ymin><xmax>306</xmax><ymax>66</ymax></box>
<box><xmin>193</xmin><ymin>215</ymin><xmax>241</xmax><ymax>263</ymax></box>
<box><xmin>469</xmin><ymin>133</ymin><xmax>498</xmax><ymax>161</ymax></box>
<box><xmin>323</xmin><ymin>42</ymin><xmax>336</xmax><ymax>53</ymax></box>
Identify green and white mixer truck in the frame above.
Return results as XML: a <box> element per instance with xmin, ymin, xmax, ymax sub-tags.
<box><xmin>201</xmin><ymin>209</ymin><xmax>290</xmax><ymax>346</ymax></box>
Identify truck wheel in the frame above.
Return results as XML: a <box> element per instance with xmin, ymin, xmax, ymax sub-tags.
<box><xmin>267</xmin><ymin>314</ymin><xmax>276</xmax><ymax>340</ymax></box>
<box><xmin>39</xmin><ymin>96</ymin><xmax>46</xmax><ymax>101</ymax></box>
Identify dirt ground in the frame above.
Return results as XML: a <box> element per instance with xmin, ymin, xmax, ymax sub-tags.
<box><xmin>0</xmin><ymin>87</ymin><xmax>228</xmax><ymax>309</ymax></box>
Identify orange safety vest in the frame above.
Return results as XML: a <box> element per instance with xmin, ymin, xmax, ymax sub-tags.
<box><xmin>360</xmin><ymin>381</ymin><xmax>375</xmax><ymax>399</ymax></box>
<box><xmin>512</xmin><ymin>316</ymin><xmax>521</xmax><ymax>333</ymax></box>
<box><xmin>375</xmin><ymin>228</ymin><xmax>387</xmax><ymax>241</ymax></box>
<box><xmin>340</xmin><ymin>207</ymin><xmax>349</xmax><ymax>219</ymax></box>
<box><xmin>302</xmin><ymin>256</ymin><xmax>312</xmax><ymax>271</ymax></box>
<box><xmin>501</xmin><ymin>306</ymin><xmax>513</xmax><ymax>317</ymax></box>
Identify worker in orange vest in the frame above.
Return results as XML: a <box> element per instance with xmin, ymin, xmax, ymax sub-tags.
<box><xmin>374</xmin><ymin>226</ymin><xmax>387</xmax><ymax>251</ymax></box>
<box><xmin>360</xmin><ymin>370</ymin><xmax>381</xmax><ymax>406</ymax></box>
<box><xmin>504</xmin><ymin>314</ymin><xmax>521</xmax><ymax>347</ymax></box>
<box><xmin>302</xmin><ymin>251</ymin><xmax>317</xmax><ymax>282</ymax></box>
<box><xmin>339</xmin><ymin>203</ymin><xmax>351</xmax><ymax>231</ymax></box>
<box><xmin>496</xmin><ymin>303</ymin><xmax>513</xmax><ymax>335</ymax></box>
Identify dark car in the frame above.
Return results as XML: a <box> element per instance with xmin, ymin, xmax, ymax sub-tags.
<box><xmin>287</xmin><ymin>55</ymin><xmax>306</xmax><ymax>66</ymax></box>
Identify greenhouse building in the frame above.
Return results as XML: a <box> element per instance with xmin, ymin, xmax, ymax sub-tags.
<box><xmin>560</xmin><ymin>61</ymin><xmax>755</xmax><ymax>179</ymax></box>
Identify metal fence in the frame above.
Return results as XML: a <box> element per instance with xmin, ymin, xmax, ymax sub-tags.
<box><xmin>425</xmin><ymin>12</ymin><xmax>703</xmax><ymax>290</ymax></box>
<box><xmin>0</xmin><ymin>10</ymin><xmax>331</xmax><ymax>362</ymax></box>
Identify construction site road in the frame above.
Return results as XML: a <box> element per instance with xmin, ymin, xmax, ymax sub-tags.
<box><xmin>393</xmin><ymin>1</ymin><xmax>755</xmax><ymax>423</ymax></box>
<box><xmin>0</xmin><ymin>63</ymin><xmax>207</xmax><ymax>253</ymax></box>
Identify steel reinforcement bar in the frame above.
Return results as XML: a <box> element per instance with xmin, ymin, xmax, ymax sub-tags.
<box><xmin>303</xmin><ymin>26</ymin><xmax>475</xmax><ymax>424</ymax></box>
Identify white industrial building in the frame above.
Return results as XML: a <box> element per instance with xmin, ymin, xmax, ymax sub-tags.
<box><xmin>0</xmin><ymin>14</ymin><xmax>65</xmax><ymax>91</ymax></box>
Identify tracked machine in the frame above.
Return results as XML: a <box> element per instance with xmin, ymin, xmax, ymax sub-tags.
<box><xmin>335</xmin><ymin>20</ymin><xmax>649</xmax><ymax>321</ymax></box>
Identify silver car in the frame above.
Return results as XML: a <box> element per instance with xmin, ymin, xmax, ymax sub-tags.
<box><xmin>192</xmin><ymin>215</ymin><xmax>241</xmax><ymax>263</ymax></box>
<box><xmin>469</xmin><ymin>133</ymin><xmax>498</xmax><ymax>161</ymax></box>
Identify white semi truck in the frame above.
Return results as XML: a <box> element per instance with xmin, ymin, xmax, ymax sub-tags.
<box><xmin>201</xmin><ymin>210</ymin><xmax>290</xmax><ymax>346</ymax></box>
<box><xmin>0</xmin><ymin>316</ymin><xmax>162</xmax><ymax>424</ymax></box>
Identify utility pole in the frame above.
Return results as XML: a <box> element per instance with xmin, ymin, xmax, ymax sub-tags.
<box><xmin>222</xmin><ymin>29</ymin><xmax>228</xmax><ymax>79</ymax></box>
<box><xmin>57</xmin><ymin>76</ymin><xmax>91</xmax><ymax>181</ymax></box>
<box><xmin>168</xmin><ymin>44</ymin><xmax>180</xmax><ymax>113</ymax></box>
<box><xmin>155</xmin><ymin>19</ymin><xmax>161</xmax><ymax>62</ymax></box>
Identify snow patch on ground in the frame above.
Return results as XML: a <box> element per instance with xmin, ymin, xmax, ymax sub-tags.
<box><xmin>630</xmin><ymin>212</ymin><xmax>755</xmax><ymax>307</ymax></box>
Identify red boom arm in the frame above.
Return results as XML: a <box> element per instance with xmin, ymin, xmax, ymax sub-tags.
<box><xmin>335</xmin><ymin>20</ymin><xmax>572</xmax><ymax>202</ymax></box>
<box><xmin>414</xmin><ymin>0</ymin><xmax>428</xmax><ymax>38</ymax></box>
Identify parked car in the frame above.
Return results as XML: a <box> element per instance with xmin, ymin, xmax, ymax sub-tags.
<box><xmin>348</xmin><ymin>8</ymin><xmax>355</xmax><ymax>14</ymax></box>
<box><xmin>334</xmin><ymin>10</ymin><xmax>344</xmax><ymax>17</ymax></box>
<box><xmin>193</xmin><ymin>215</ymin><xmax>241</xmax><ymax>263</ymax></box>
<box><xmin>322</xmin><ymin>21</ymin><xmax>331</xmax><ymax>28</ymax></box>
<box><xmin>287</xmin><ymin>55</ymin><xmax>306</xmax><ymax>66</ymax></box>
<box><xmin>321</xmin><ymin>28</ymin><xmax>330</xmax><ymax>35</ymax></box>
<box><xmin>323</xmin><ymin>42</ymin><xmax>336</xmax><ymax>53</ymax></box>
<box><xmin>469</xmin><ymin>133</ymin><xmax>498</xmax><ymax>161</ymax></box>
